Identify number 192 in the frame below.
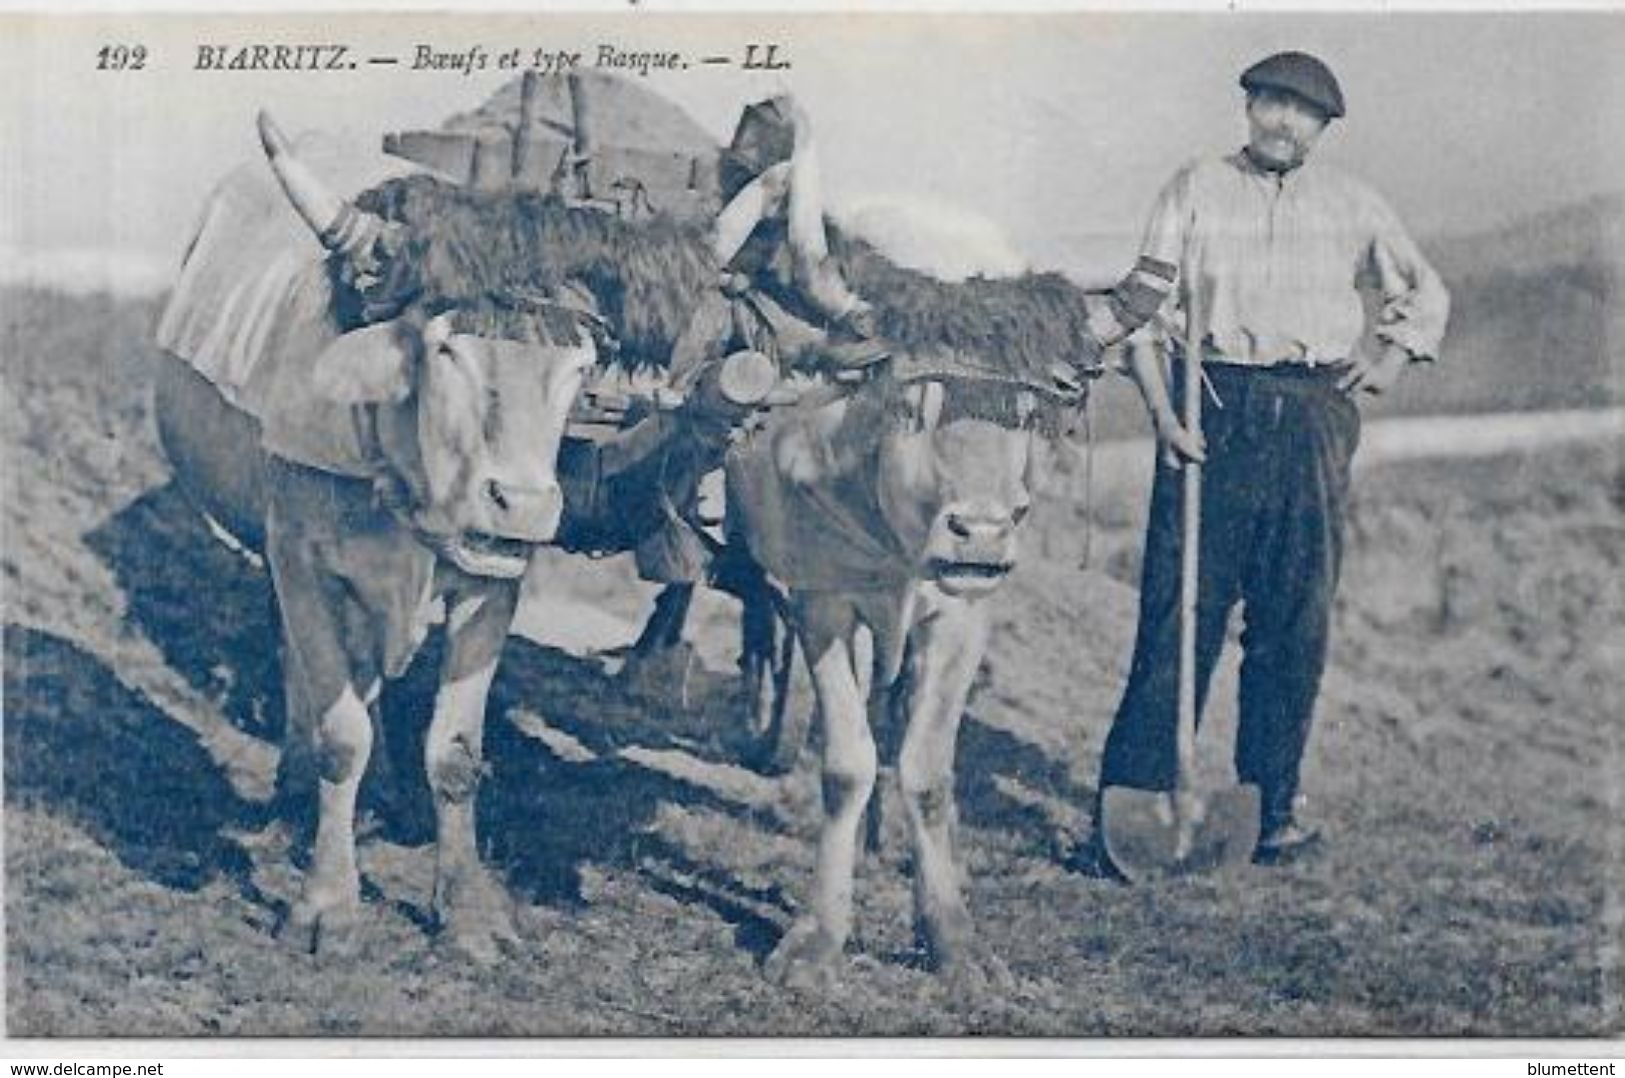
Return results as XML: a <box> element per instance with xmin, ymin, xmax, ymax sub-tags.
<box><xmin>97</xmin><ymin>45</ymin><xmax>147</xmax><ymax>70</ymax></box>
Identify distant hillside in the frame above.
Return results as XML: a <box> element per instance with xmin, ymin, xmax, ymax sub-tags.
<box><xmin>1431</xmin><ymin>193</ymin><xmax>1625</xmax><ymax>284</ymax></box>
<box><xmin>5</xmin><ymin>193</ymin><xmax>1617</xmax><ymax>444</ymax></box>
<box><xmin>1400</xmin><ymin>192</ymin><xmax>1623</xmax><ymax>417</ymax></box>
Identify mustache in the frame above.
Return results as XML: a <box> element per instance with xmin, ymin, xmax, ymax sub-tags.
<box><xmin>1253</xmin><ymin>129</ymin><xmax>1309</xmax><ymax>155</ymax></box>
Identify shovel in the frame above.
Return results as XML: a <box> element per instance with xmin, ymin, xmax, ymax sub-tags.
<box><xmin>1099</xmin><ymin>303</ymin><xmax>1260</xmax><ymax>883</ymax></box>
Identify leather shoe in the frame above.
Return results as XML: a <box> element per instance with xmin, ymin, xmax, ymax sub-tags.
<box><xmin>1252</xmin><ymin>819</ymin><xmax>1323</xmax><ymax>866</ymax></box>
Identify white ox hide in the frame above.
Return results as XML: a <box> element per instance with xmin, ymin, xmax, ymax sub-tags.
<box><xmin>727</xmin><ymin>368</ymin><xmax>1046</xmax><ymax>991</ymax></box>
<box><xmin>155</xmin><ymin>116</ymin><xmax>594</xmax><ymax>961</ymax></box>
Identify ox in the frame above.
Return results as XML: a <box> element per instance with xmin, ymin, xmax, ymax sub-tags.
<box><xmin>156</xmin><ymin>114</ymin><xmax>596</xmax><ymax>960</ymax></box>
<box><xmin>727</xmin><ymin>356</ymin><xmax>1082</xmax><ymax>990</ymax></box>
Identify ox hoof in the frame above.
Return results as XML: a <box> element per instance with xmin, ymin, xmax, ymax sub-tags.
<box><xmin>434</xmin><ymin>876</ymin><xmax>522</xmax><ymax>965</ymax></box>
<box><xmin>440</xmin><ymin>915</ymin><xmax>521</xmax><ymax>966</ymax></box>
<box><xmin>936</xmin><ymin>942</ymin><xmax>1016</xmax><ymax>995</ymax></box>
<box><xmin>764</xmin><ymin>918</ymin><xmax>844</xmax><ymax>991</ymax></box>
<box><xmin>279</xmin><ymin>896</ymin><xmax>363</xmax><ymax>958</ymax></box>
<box><xmin>918</xmin><ymin>913</ymin><xmax>1016</xmax><ymax>993</ymax></box>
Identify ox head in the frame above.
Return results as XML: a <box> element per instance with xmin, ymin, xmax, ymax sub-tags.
<box><xmin>261</xmin><ymin>111</ymin><xmax>595</xmax><ymax>578</ymax></box>
<box><xmin>827</xmin><ymin>195</ymin><xmax>1099</xmax><ymax>598</ymax></box>
<box><xmin>875</xmin><ymin>370</ymin><xmax>1077</xmax><ymax>599</ymax></box>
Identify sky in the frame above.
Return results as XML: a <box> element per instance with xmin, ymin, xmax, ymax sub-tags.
<box><xmin>2</xmin><ymin>9</ymin><xmax>1622</xmax><ymax>292</ymax></box>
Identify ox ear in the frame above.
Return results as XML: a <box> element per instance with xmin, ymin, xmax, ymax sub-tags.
<box><xmin>312</xmin><ymin>318</ymin><xmax>421</xmax><ymax>403</ymax></box>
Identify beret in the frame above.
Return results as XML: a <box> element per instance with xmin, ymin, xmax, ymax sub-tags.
<box><xmin>1240</xmin><ymin>51</ymin><xmax>1345</xmax><ymax>119</ymax></box>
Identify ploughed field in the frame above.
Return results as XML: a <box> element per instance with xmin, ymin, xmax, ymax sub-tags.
<box><xmin>4</xmin><ymin>289</ymin><xmax>1621</xmax><ymax>1037</ymax></box>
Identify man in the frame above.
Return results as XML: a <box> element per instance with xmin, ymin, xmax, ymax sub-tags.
<box><xmin>1072</xmin><ymin>51</ymin><xmax>1450</xmax><ymax>867</ymax></box>
<box><xmin>625</xmin><ymin>93</ymin><xmax>887</xmax><ymax>662</ymax></box>
<box><xmin>704</xmin><ymin>93</ymin><xmax>886</xmax><ymax>379</ymax></box>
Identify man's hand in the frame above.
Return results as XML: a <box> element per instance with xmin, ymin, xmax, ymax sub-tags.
<box><xmin>1154</xmin><ymin>412</ymin><xmax>1206</xmax><ymax>469</ymax></box>
<box><xmin>1338</xmin><ymin>344</ymin><xmax>1412</xmax><ymax>396</ymax></box>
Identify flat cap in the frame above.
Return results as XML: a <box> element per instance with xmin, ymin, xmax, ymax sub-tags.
<box><xmin>1240</xmin><ymin>51</ymin><xmax>1345</xmax><ymax>119</ymax></box>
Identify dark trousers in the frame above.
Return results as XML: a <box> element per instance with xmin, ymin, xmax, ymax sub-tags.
<box><xmin>1098</xmin><ymin>364</ymin><xmax>1361</xmax><ymax>825</ymax></box>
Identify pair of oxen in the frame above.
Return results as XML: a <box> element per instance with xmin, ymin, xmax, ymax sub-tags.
<box><xmin>156</xmin><ymin>114</ymin><xmax>1090</xmax><ymax>991</ymax></box>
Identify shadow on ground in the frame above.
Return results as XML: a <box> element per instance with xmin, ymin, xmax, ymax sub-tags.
<box><xmin>2</xmin><ymin>625</ymin><xmax>256</xmax><ymax>893</ymax></box>
<box><xmin>480</xmin><ymin>637</ymin><xmax>793</xmax><ymax>936</ymax></box>
<box><xmin>956</xmin><ymin>712</ymin><xmax>1093</xmax><ymax>852</ymax></box>
<box><xmin>84</xmin><ymin>481</ymin><xmax>284</xmax><ymax>742</ymax></box>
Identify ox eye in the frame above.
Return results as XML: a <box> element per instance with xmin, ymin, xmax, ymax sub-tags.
<box><xmin>1012</xmin><ymin>502</ymin><xmax>1032</xmax><ymax>525</ymax></box>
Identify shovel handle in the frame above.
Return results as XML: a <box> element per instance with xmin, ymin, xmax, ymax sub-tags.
<box><xmin>1176</xmin><ymin>298</ymin><xmax>1203</xmax><ymax>789</ymax></box>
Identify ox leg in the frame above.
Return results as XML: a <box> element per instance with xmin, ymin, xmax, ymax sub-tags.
<box><xmin>765</xmin><ymin>597</ymin><xmax>875</xmax><ymax>991</ymax></box>
<box><xmin>271</xmin><ymin>641</ymin><xmax>320</xmax><ymax>846</ymax></box>
<box><xmin>427</xmin><ymin>580</ymin><xmax>520</xmax><ymax>964</ymax></box>
<box><xmin>630</xmin><ymin>582</ymin><xmax>693</xmax><ymax>655</ymax></box>
<box><xmin>268</xmin><ymin>535</ymin><xmax>377</xmax><ymax>955</ymax></box>
<box><xmin>854</xmin><ymin>625</ymin><xmax>900</xmax><ymax>859</ymax></box>
<box><xmin>897</xmin><ymin>599</ymin><xmax>1012</xmax><ymax>990</ymax></box>
<box><xmin>281</xmin><ymin>679</ymin><xmax>374</xmax><ymax>955</ymax></box>
<box><xmin>738</xmin><ymin>573</ymin><xmax>810</xmax><ymax>776</ymax></box>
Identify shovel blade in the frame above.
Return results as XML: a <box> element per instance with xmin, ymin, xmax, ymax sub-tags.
<box><xmin>1100</xmin><ymin>783</ymin><xmax>1262</xmax><ymax>884</ymax></box>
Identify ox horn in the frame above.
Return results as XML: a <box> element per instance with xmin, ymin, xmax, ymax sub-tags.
<box><xmin>257</xmin><ymin>110</ymin><xmax>359</xmax><ymax>250</ymax></box>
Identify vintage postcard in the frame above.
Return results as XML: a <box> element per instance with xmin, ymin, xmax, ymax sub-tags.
<box><xmin>1</xmin><ymin>6</ymin><xmax>1621</xmax><ymax>1043</ymax></box>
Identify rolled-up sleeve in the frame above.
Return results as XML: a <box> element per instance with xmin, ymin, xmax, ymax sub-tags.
<box><xmin>1361</xmin><ymin>191</ymin><xmax>1451</xmax><ymax>362</ymax></box>
<box><xmin>1137</xmin><ymin>165</ymin><xmax>1192</xmax><ymax>283</ymax></box>
<box><xmin>1085</xmin><ymin>164</ymin><xmax>1192</xmax><ymax>355</ymax></box>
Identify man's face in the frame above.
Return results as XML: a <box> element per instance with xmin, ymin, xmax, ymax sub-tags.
<box><xmin>1245</xmin><ymin>87</ymin><xmax>1329</xmax><ymax>171</ymax></box>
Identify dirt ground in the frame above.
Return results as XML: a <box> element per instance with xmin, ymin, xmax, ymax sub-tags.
<box><xmin>3</xmin><ymin>289</ymin><xmax>1621</xmax><ymax>1037</ymax></box>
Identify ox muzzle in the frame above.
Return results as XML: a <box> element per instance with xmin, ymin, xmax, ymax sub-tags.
<box><xmin>924</xmin><ymin>497</ymin><xmax>1027</xmax><ymax>597</ymax></box>
<box><xmin>426</xmin><ymin>476</ymin><xmax>563</xmax><ymax>580</ymax></box>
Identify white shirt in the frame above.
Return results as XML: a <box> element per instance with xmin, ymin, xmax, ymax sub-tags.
<box><xmin>1129</xmin><ymin>151</ymin><xmax>1450</xmax><ymax>366</ymax></box>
